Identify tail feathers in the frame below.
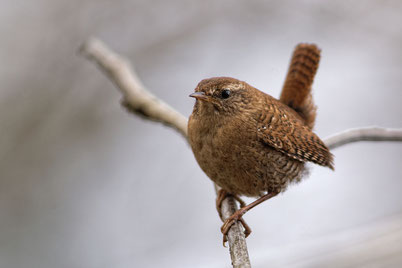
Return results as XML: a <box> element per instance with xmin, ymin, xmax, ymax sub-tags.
<box><xmin>280</xmin><ymin>43</ymin><xmax>321</xmax><ymax>129</ymax></box>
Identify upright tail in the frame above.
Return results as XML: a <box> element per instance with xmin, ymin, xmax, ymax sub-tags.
<box><xmin>280</xmin><ymin>43</ymin><xmax>321</xmax><ymax>129</ymax></box>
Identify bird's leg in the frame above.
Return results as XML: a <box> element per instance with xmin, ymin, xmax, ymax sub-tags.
<box><xmin>216</xmin><ymin>189</ymin><xmax>251</xmax><ymax>246</ymax></box>
<box><xmin>221</xmin><ymin>191</ymin><xmax>279</xmax><ymax>244</ymax></box>
<box><xmin>216</xmin><ymin>189</ymin><xmax>246</xmax><ymax>220</ymax></box>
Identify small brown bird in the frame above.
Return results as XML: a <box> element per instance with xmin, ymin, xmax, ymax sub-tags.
<box><xmin>188</xmin><ymin>44</ymin><xmax>334</xmax><ymax>244</ymax></box>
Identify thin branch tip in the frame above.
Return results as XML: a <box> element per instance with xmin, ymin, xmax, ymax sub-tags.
<box><xmin>325</xmin><ymin>126</ymin><xmax>402</xmax><ymax>150</ymax></box>
<box><xmin>79</xmin><ymin>37</ymin><xmax>188</xmax><ymax>138</ymax></box>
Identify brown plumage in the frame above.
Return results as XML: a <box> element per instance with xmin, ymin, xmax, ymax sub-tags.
<box><xmin>188</xmin><ymin>44</ymin><xmax>333</xmax><ymax>243</ymax></box>
<box><xmin>280</xmin><ymin>43</ymin><xmax>321</xmax><ymax>129</ymax></box>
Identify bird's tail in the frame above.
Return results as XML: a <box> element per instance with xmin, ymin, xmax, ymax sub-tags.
<box><xmin>280</xmin><ymin>43</ymin><xmax>321</xmax><ymax>129</ymax></box>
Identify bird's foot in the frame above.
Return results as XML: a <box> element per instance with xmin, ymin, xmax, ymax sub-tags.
<box><xmin>221</xmin><ymin>208</ymin><xmax>252</xmax><ymax>246</ymax></box>
<box><xmin>216</xmin><ymin>189</ymin><xmax>246</xmax><ymax>220</ymax></box>
<box><xmin>219</xmin><ymin>191</ymin><xmax>280</xmax><ymax>246</ymax></box>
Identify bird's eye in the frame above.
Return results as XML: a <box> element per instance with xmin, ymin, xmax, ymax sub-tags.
<box><xmin>221</xmin><ymin>89</ymin><xmax>231</xmax><ymax>99</ymax></box>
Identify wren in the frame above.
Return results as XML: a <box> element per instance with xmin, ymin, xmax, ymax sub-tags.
<box><xmin>188</xmin><ymin>44</ymin><xmax>334</xmax><ymax>243</ymax></box>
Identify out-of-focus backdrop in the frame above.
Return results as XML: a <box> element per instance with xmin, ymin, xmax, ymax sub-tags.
<box><xmin>1</xmin><ymin>1</ymin><xmax>402</xmax><ymax>267</ymax></box>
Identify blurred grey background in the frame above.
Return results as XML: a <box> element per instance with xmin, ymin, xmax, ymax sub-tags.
<box><xmin>1</xmin><ymin>1</ymin><xmax>402</xmax><ymax>267</ymax></box>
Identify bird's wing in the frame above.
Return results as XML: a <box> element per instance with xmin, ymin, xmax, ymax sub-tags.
<box><xmin>256</xmin><ymin>102</ymin><xmax>334</xmax><ymax>169</ymax></box>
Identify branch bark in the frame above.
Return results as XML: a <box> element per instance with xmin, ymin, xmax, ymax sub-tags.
<box><xmin>214</xmin><ymin>185</ymin><xmax>251</xmax><ymax>267</ymax></box>
<box><xmin>325</xmin><ymin>127</ymin><xmax>402</xmax><ymax>150</ymax></box>
<box><xmin>79</xmin><ymin>38</ymin><xmax>188</xmax><ymax>139</ymax></box>
<box><xmin>79</xmin><ymin>37</ymin><xmax>402</xmax><ymax>268</ymax></box>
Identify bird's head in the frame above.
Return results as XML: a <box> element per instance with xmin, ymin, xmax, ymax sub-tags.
<box><xmin>190</xmin><ymin>77</ymin><xmax>254</xmax><ymax>116</ymax></box>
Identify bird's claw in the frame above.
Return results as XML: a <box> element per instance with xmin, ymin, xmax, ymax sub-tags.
<box><xmin>221</xmin><ymin>215</ymin><xmax>252</xmax><ymax>247</ymax></box>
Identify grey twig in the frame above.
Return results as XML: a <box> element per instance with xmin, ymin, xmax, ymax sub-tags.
<box><xmin>214</xmin><ymin>185</ymin><xmax>251</xmax><ymax>268</ymax></box>
<box><xmin>79</xmin><ymin>38</ymin><xmax>188</xmax><ymax>139</ymax></box>
<box><xmin>325</xmin><ymin>127</ymin><xmax>402</xmax><ymax>150</ymax></box>
<box><xmin>80</xmin><ymin>37</ymin><xmax>402</xmax><ymax>268</ymax></box>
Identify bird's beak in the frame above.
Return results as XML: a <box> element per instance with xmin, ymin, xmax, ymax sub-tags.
<box><xmin>189</xmin><ymin>92</ymin><xmax>210</xmax><ymax>102</ymax></box>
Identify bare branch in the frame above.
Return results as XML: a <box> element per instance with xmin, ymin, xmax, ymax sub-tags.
<box><xmin>79</xmin><ymin>38</ymin><xmax>188</xmax><ymax>138</ymax></box>
<box><xmin>214</xmin><ymin>185</ymin><xmax>251</xmax><ymax>267</ymax></box>
<box><xmin>325</xmin><ymin>127</ymin><xmax>402</xmax><ymax>150</ymax></box>
<box><xmin>79</xmin><ymin>37</ymin><xmax>402</xmax><ymax>268</ymax></box>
